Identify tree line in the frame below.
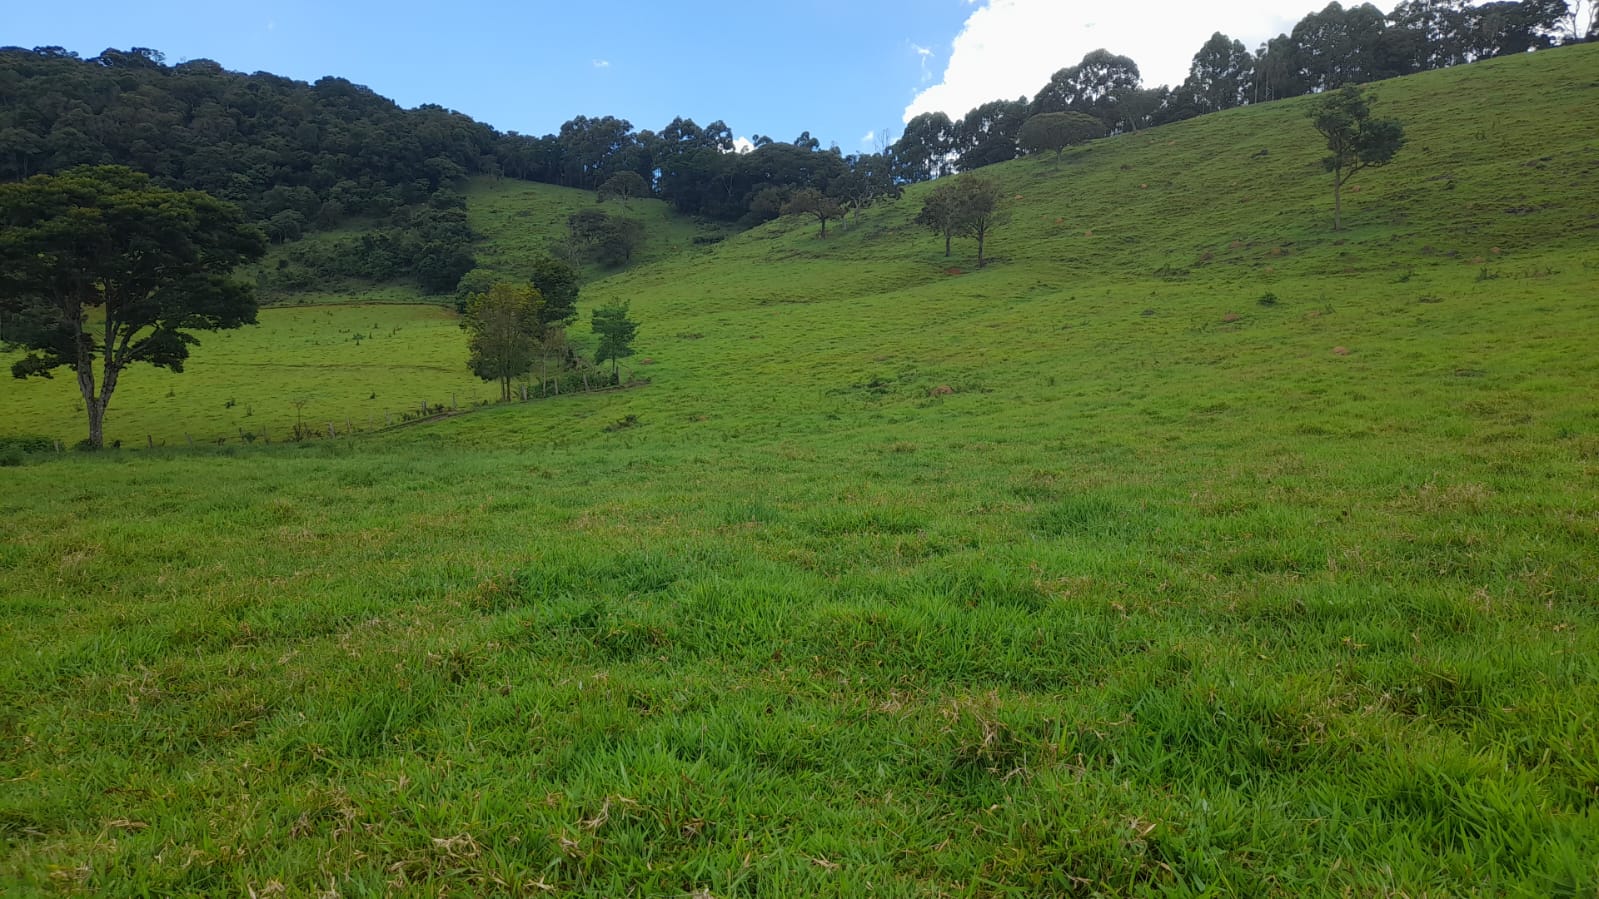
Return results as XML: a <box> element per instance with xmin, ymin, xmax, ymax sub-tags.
<box><xmin>890</xmin><ymin>0</ymin><xmax>1590</xmax><ymax>180</ymax></box>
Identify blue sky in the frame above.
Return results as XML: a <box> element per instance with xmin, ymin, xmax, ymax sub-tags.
<box><xmin>6</xmin><ymin>1</ymin><xmax>1311</xmax><ymax>150</ymax></box>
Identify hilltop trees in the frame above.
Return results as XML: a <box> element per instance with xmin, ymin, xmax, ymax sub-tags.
<box><xmin>1308</xmin><ymin>84</ymin><xmax>1406</xmax><ymax>230</ymax></box>
<box><xmin>1016</xmin><ymin>112</ymin><xmax>1104</xmax><ymax>164</ymax></box>
<box><xmin>464</xmin><ymin>282</ymin><xmax>543</xmax><ymax>401</ymax></box>
<box><xmin>0</xmin><ymin>166</ymin><xmax>266</xmax><ymax>448</ymax></box>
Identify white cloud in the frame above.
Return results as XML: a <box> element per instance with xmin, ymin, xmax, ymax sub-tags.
<box><xmin>730</xmin><ymin>136</ymin><xmax>755</xmax><ymax>154</ymax></box>
<box><xmin>592</xmin><ymin>59</ymin><xmax>611</xmax><ymax>69</ymax></box>
<box><xmin>911</xmin><ymin>42</ymin><xmax>935</xmax><ymax>82</ymax></box>
<box><xmin>905</xmin><ymin>0</ymin><xmax>1303</xmax><ymax>123</ymax></box>
<box><xmin>861</xmin><ymin>130</ymin><xmax>876</xmax><ymax>148</ymax></box>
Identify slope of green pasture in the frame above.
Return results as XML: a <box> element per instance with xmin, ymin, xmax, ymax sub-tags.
<box><xmin>462</xmin><ymin>176</ymin><xmax>726</xmax><ymax>281</ymax></box>
<box><xmin>3</xmin><ymin>44</ymin><xmax>1599</xmax><ymax>897</ymax></box>
<box><xmin>1</xmin><ymin>304</ymin><xmax>489</xmax><ymax>447</ymax></box>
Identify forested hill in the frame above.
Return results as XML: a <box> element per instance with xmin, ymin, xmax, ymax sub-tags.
<box><xmin>0</xmin><ymin>46</ymin><xmax>510</xmax><ymax>233</ymax></box>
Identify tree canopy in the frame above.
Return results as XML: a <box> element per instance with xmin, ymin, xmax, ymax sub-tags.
<box><xmin>1016</xmin><ymin>112</ymin><xmax>1104</xmax><ymax>164</ymax></box>
<box><xmin>591</xmin><ymin>301</ymin><xmax>638</xmax><ymax>385</ymax></box>
<box><xmin>464</xmin><ymin>282</ymin><xmax>543</xmax><ymax>401</ymax></box>
<box><xmin>1308</xmin><ymin>84</ymin><xmax>1406</xmax><ymax>230</ymax></box>
<box><xmin>0</xmin><ymin>166</ymin><xmax>266</xmax><ymax>447</ymax></box>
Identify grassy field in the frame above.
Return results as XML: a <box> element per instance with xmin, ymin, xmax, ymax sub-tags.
<box><xmin>2</xmin><ymin>304</ymin><xmax>493</xmax><ymax>448</ymax></box>
<box><xmin>3</xmin><ymin>45</ymin><xmax>1599</xmax><ymax>896</ymax></box>
<box><xmin>463</xmin><ymin>177</ymin><xmax>728</xmax><ymax>282</ymax></box>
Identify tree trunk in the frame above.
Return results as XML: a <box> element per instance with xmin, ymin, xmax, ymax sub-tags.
<box><xmin>944</xmin><ymin>231</ymin><xmax>952</xmax><ymax>257</ymax></box>
<box><xmin>977</xmin><ymin>229</ymin><xmax>987</xmax><ymax>268</ymax></box>
<box><xmin>85</xmin><ymin>398</ymin><xmax>105</xmax><ymax>449</ymax></box>
<box><xmin>1333</xmin><ymin>169</ymin><xmax>1344</xmax><ymax>232</ymax></box>
<box><xmin>819</xmin><ymin>216</ymin><xmax>827</xmax><ymax>238</ymax></box>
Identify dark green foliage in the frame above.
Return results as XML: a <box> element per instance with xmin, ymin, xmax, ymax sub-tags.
<box><xmin>1016</xmin><ymin>112</ymin><xmax>1104</xmax><ymax>163</ymax></box>
<box><xmin>0</xmin><ymin>166</ymin><xmax>265</xmax><ymax>446</ymax></box>
<box><xmin>896</xmin><ymin>112</ymin><xmax>957</xmax><ymax>182</ymax></box>
<box><xmin>1308</xmin><ymin>84</ymin><xmax>1407</xmax><ymax>230</ymax></box>
<box><xmin>1178</xmin><ymin>32</ymin><xmax>1256</xmax><ymax>114</ymax></box>
<box><xmin>564</xmin><ymin>209</ymin><xmax>646</xmax><ymax>268</ymax></box>
<box><xmin>590</xmin><ymin>300</ymin><xmax>638</xmax><ymax>384</ymax></box>
<box><xmin>781</xmin><ymin>187</ymin><xmax>845</xmax><ymax>237</ymax></box>
<box><xmin>952</xmin><ymin>99</ymin><xmax>1030</xmax><ymax>171</ymax></box>
<box><xmin>0</xmin><ymin>47</ymin><xmax>507</xmax><ymax>225</ymax></box>
<box><xmin>464</xmin><ymin>282</ymin><xmax>542</xmax><ymax>401</ymax></box>
<box><xmin>1030</xmin><ymin>50</ymin><xmax>1144</xmax><ymax>133</ymax></box>
<box><xmin>917</xmin><ymin>175</ymin><xmax>1005</xmax><ymax>265</ymax></box>
<box><xmin>597</xmin><ymin>171</ymin><xmax>649</xmax><ymax>204</ymax></box>
<box><xmin>527</xmin><ymin>256</ymin><xmax>580</xmax><ymax>327</ymax></box>
<box><xmin>270</xmin><ymin>206</ymin><xmax>476</xmax><ymax>294</ymax></box>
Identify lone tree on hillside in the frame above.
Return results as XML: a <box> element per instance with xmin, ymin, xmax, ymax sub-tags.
<box><xmin>591</xmin><ymin>301</ymin><xmax>638</xmax><ymax>386</ymax></box>
<box><xmin>916</xmin><ymin>182</ymin><xmax>963</xmax><ymax>257</ymax></box>
<box><xmin>465</xmin><ymin>282</ymin><xmax>544</xmax><ymax>401</ymax></box>
<box><xmin>953</xmin><ymin>176</ymin><xmax>1005</xmax><ymax>268</ymax></box>
<box><xmin>782</xmin><ymin>188</ymin><xmax>846</xmax><ymax>238</ymax></box>
<box><xmin>0</xmin><ymin>166</ymin><xmax>267</xmax><ymax>448</ymax></box>
<box><xmin>1016</xmin><ymin>112</ymin><xmax>1104</xmax><ymax>164</ymax></box>
<box><xmin>1307</xmin><ymin>84</ymin><xmax>1405</xmax><ymax>231</ymax></box>
<box><xmin>597</xmin><ymin>171</ymin><xmax>649</xmax><ymax>205</ymax></box>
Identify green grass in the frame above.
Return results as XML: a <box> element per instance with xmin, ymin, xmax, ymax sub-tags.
<box><xmin>4</xmin><ymin>45</ymin><xmax>1599</xmax><ymax>896</ymax></box>
<box><xmin>1</xmin><ymin>304</ymin><xmax>491</xmax><ymax>446</ymax></box>
<box><xmin>462</xmin><ymin>176</ymin><xmax>727</xmax><ymax>281</ymax></box>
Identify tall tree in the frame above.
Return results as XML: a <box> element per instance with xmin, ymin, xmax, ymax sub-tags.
<box><xmin>952</xmin><ymin>98</ymin><xmax>1030</xmax><ymax>171</ymax></box>
<box><xmin>893</xmin><ymin>112</ymin><xmax>956</xmax><ymax>182</ymax></box>
<box><xmin>464</xmin><ymin>282</ymin><xmax>543</xmax><ymax>401</ymax></box>
<box><xmin>1016</xmin><ymin>112</ymin><xmax>1104</xmax><ymax>164</ymax></box>
<box><xmin>591</xmin><ymin>300</ymin><xmax>638</xmax><ymax>385</ymax></box>
<box><xmin>1031</xmin><ymin>50</ymin><xmax>1143</xmax><ymax>133</ymax></box>
<box><xmin>1307</xmin><ymin>85</ymin><xmax>1406</xmax><ymax>231</ymax></box>
<box><xmin>1181</xmin><ymin>33</ymin><xmax>1256</xmax><ymax>113</ymax></box>
<box><xmin>0</xmin><ymin>166</ymin><xmax>266</xmax><ymax>447</ymax></box>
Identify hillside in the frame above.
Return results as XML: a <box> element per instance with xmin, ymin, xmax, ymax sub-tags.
<box><xmin>3</xmin><ymin>45</ymin><xmax>1599</xmax><ymax>896</ymax></box>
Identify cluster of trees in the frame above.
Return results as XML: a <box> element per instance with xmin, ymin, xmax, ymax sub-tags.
<box><xmin>463</xmin><ymin>280</ymin><xmax>637</xmax><ymax>400</ymax></box>
<box><xmin>916</xmin><ymin>176</ymin><xmax>1005</xmax><ymax>267</ymax></box>
<box><xmin>891</xmin><ymin>0</ymin><xmax>1589</xmax><ymax>180</ymax></box>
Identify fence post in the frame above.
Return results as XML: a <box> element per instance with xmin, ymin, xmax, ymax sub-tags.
<box><xmin>147</xmin><ymin>434</ymin><xmax>154</xmax><ymax>449</ymax></box>
<box><xmin>327</xmin><ymin>422</ymin><xmax>336</xmax><ymax>439</ymax></box>
<box><xmin>186</xmin><ymin>433</ymin><xmax>194</xmax><ymax>448</ymax></box>
<box><xmin>346</xmin><ymin>418</ymin><xmax>353</xmax><ymax>434</ymax></box>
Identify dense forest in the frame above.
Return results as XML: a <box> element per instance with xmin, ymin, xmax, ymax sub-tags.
<box><xmin>1</xmin><ymin>0</ymin><xmax>1591</xmax><ymax>294</ymax></box>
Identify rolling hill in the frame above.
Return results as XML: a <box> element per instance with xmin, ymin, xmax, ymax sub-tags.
<box><xmin>2</xmin><ymin>43</ymin><xmax>1598</xmax><ymax>896</ymax></box>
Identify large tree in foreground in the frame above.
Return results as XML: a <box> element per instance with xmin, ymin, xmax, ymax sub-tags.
<box><xmin>1307</xmin><ymin>85</ymin><xmax>1406</xmax><ymax>231</ymax></box>
<box><xmin>465</xmin><ymin>282</ymin><xmax>544</xmax><ymax>401</ymax></box>
<box><xmin>0</xmin><ymin>166</ymin><xmax>267</xmax><ymax>448</ymax></box>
